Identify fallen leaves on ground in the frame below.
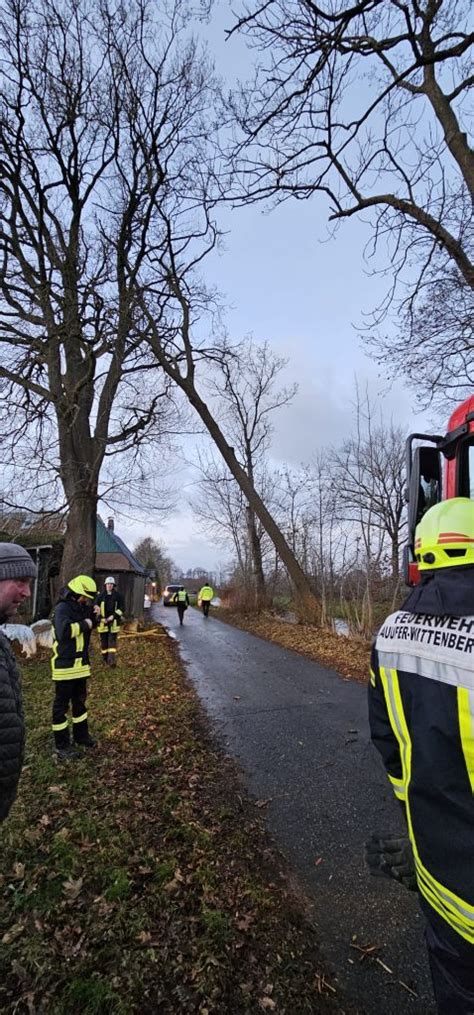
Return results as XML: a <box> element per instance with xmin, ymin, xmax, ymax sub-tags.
<box><xmin>0</xmin><ymin>628</ymin><xmax>350</xmax><ymax>1014</ymax></box>
<box><xmin>219</xmin><ymin>611</ymin><xmax>370</xmax><ymax>682</ymax></box>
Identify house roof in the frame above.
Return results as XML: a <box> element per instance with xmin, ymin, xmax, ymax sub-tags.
<box><xmin>96</xmin><ymin>518</ymin><xmax>146</xmax><ymax>575</ymax></box>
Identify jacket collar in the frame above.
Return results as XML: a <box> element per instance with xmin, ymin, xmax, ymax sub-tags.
<box><xmin>402</xmin><ymin>566</ymin><xmax>474</xmax><ymax>618</ymax></box>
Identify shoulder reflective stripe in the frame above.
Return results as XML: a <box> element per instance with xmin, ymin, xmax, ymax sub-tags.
<box><xmin>376</xmin><ymin>612</ymin><xmax>474</xmax><ymax>687</ymax></box>
<box><xmin>72</xmin><ymin>712</ymin><xmax>88</xmax><ymax>723</ymax></box>
<box><xmin>457</xmin><ymin>688</ymin><xmax>474</xmax><ymax>794</ymax></box>
<box><xmin>380</xmin><ymin>667</ymin><xmax>474</xmax><ymax>941</ymax></box>
<box><xmin>378</xmin><ymin>648</ymin><xmax>474</xmax><ymax>690</ymax></box>
<box><xmin>369</xmin><ymin>667</ymin><xmax>376</xmax><ymax>687</ymax></box>
<box><xmin>52</xmin><ymin>720</ymin><xmax>69</xmax><ymax>731</ymax></box>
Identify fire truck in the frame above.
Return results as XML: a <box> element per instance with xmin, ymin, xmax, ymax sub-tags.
<box><xmin>404</xmin><ymin>394</ymin><xmax>474</xmax><ymax>584</ymax></box>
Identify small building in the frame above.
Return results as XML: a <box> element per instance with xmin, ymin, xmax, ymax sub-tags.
<box><xmin>95</xmin><ymin>517</ymin><xmax>147</xmax><ymax>620</ymax></box>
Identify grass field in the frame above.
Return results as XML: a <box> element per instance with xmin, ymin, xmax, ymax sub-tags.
<box><xmin>0</xmin><ymin>627</ymin><xmax>346</xmax><ymax>1014</ymax></box>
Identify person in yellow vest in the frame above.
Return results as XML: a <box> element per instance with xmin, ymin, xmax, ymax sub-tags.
<box><xmin>172</xmin><ymin>586</ymin><xmax>189</xmax><ymax>625</ymax></box>
<box><xmin>197</xmin><ymin>580</ymin><xmax>214</xmax><ymax>618</ymax></box>
<box><xmin>51</xmin><ymin>575</ymin><xmax>99</xmax><ymax>760</ymax></box>
<box><xmin>95</xmin><ymin>576</ymin><xmax>124</xmax><ymax>666</ymax></box>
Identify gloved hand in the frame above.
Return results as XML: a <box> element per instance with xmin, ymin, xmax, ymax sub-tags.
<box><xmin>84</xmin><ymin>618</ymin><xmax>93</xmax><ymax>630</ymax></box>
<box><xmin>365</xmin><ymin>833</ymin><xmax>417</xmax><ymax>891</ymax></box>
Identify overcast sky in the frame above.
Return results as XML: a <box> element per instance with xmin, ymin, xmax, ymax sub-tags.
<box><xmin>106</xmin><ymin>3</ymin><xmax>438</xmax><ymax>575</ymax></box>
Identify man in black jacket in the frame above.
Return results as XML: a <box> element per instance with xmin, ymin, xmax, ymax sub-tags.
<box><xmin>369</xmin><ymin>498</ymin><xmax>474</xmax><ymax>1014</ymax></box>
<box><xmin>51</xmin><ymin>574</ymin><xmax>99</xmax><ymax>760</ymax></box>
<box><xmin>0</xmin><ymin>543</ymin><xmax>37</xmax><ymax>822</ymax></box>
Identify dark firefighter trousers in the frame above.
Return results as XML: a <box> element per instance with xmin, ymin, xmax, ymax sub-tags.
<box><xmin>52</xmin><ymin>678</ymin><xmax>90</xmax><ymax>749</ymax></box>
<box><xmin>100</xmin><ymin>630</ymin><xmax>118</xmax><ymax>665</ymax></box>
<box><xmin>424</xmin><ymin>909</ymin><xmax>474</xmax><ymax>1015</ymax></box>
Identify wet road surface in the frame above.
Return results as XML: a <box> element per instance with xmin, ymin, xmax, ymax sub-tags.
<box><xmin>153</xmin><ymin>603</ymin><xmax>434</xmax><ymax>1015</ymax></box>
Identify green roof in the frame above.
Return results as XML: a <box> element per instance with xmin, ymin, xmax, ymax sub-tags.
<box><xmin>96</xmin><ymin>517</ymin><xmax>146</xmax><ymax>574</ymax></box>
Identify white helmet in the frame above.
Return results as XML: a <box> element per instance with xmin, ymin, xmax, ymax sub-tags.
<box><xmin>105</xmin><ymin>576</ymin><xmax>116</xmax><ymax>585</ymax></box>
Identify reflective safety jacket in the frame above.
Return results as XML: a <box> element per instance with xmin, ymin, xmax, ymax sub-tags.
<box><xmin>51</xmin><ymin>592</ymin><xmax>95</xmax><ymax>681</ymax></box>
<box><xmin>96</xmin><ymin>590</ymin><xmax>124</xmax><ymax>633</ymax></box>
<box><xmin>198</xmin><ymin>585</ymin><xmax>213</xmax><ymax>602</ymax></box>
<box><xmin>173</xmin><ymin>590</ymin><xmax>189</xmax><ymax>606</ymax></box>
<box><xmin>369</xmin><ymin>603</ymin><xmax>474</xmax><ymax>945</ymax></box>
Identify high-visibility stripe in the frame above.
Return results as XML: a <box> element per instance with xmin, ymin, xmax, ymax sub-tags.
<box><xmin>107</xmin><ymin>647</ymin><xmax>117</xmax><ymax>653</ymax></box>
<box><xmin>438</xmin><ymin>532</ymin><xmax>474</xmax><ymax>543</ymax></box>
<box><xmin>70</xmin><ymin>622</ymin><xmax>81</xmax><ymax>638</ymax></box>
<box><xmin>378</xmin><ymin>648</ymin><xmax>474</xmax><ymax>691</ymax></box>
<box><xmin>380</xmin><ymin>666</ymin><xmax>474</xmax><ymax>944</ymax></box>
<box><xmin>72</xmin><ymin>712</ymin><xmax>88</xmax><ymax>724</ymax></box>
<box><xmin>388</xmin><ymin>773</ymin><xmax>406</xmax><ymax>800</ymax></box>
<box><xmin>52</xmin><ymin>667</ymin><xmax>91</xmax><ymax>680</ymax></box>
<box><xmin>369</xmin><ymin>666</ymin><xmax>376</xmax><ymax>687</ymax></box>
<box><xmin>457</xmin><ymin>688</ymin><xmax>474</xmax><ymax>794</ymax></box>
<box><xmin>52</xmin><ymin>720</ymin><xmax>69</xmax><ymax>731</ymax></box>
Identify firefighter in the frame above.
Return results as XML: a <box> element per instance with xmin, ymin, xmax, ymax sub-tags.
<box><xmin>95</xmin><ymin>576</ymin><xmax>124</xmax><ymax>666</ymax></box>
<box><xmin>51</xmin><ymin>574</ymin><xmax>99</xmax><ymax>760</ymax></box>
<box><xmin>197</xmin><ymin>580</ymin><xmax>214</xmax><ymax>618</ymax></box>
<box><xmin>172</xmin><ymin>586</ymin><xmax>189</xmax><ymax>625</ymax></box>
<box><xmin>368</xmin><ymin>498</ymin><xmax>474</xmax><ymax>1014</ymax></box>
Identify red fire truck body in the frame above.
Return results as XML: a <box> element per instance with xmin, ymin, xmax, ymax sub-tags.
<box><xmin>405</xmin><ymin>395</ymin><xmax>474</xmax><ymax>584</ymax></box>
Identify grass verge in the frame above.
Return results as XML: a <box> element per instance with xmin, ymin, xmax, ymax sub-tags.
<box><xmin>214</xmin><ymin>611</ymin><xmax>370</xmax><ymax>683</ymax></box>
<box><xmin>0</xmin><ymin>628</ymin><xmax>350</xmax><ymax>1014</ymax></box>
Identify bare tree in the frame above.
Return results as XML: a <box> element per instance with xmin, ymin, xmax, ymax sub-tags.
<box><xmin>273</xmin><ymin>456</ymin><xmax>342</xmax><ymax>626</ymax></box>
<box><xmin>368</xmin><ymin>268</ymin><xmax>474</xmax><ymax>408</ymax></box>
<box><xmin>193</xmin><ymin>452</ymin><xmax>250</xmax><ymax>575</ymax></box>
<box><xmin>228</xmin><ymin>1</ymin><xmax>473</xmax><ymax>393</ymax></box>
<box><xmin>0</xmin><ymin>0</ymin><xmax>213</xmax><ymax>578</ymax></box>
<box><xmin>205</xmin><ymin>338</ymin><xmax>296</xmax><ymax>606</ymax></box>
<box><xmin>331</xmin><ymin>384</ymin><xmax>406</xmax><ymax>633</ymax></box>
<box><xmin>136</xmin><ymin>254</ymin><xmax>322</xmax><ymax>615</ymax></box>
<box><xmin>133</xmin><ymin>536</ymin><xmax>175</xmax><ymax>591</ymax></box>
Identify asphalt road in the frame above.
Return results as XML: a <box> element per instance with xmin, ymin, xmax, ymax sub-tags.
<box><xmin>153</xmin><ymin>603</ymin><xmax>435</xmax><ymax>1015</ymax></box>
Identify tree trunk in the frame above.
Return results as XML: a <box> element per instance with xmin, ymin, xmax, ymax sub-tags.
<box><xmin>165</xmin><ymin>372</ymin><xmax>321</xmax><ymax>623</ymax></box>
<box><xmin>59</xmin><ymin>489</ymin><xmax>98</xmax><ymax>583</ymax></box>
<box><xmin>57</xmin><ymin>419</ymin><xmax>101</xmax><ymax>585</ymax></box>
<box><xmin>391</xmin><ymin>536</ymin><xmax>400</xmax><ymax>581</ymax></box>
<box><xmin>246</xmin><ymin>504</ymin><xmax>267</xmax><ymax>609</ymax></box>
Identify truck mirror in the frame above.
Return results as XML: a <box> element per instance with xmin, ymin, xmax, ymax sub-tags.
<box><xmin>408</xmin><ymin>446</ymin><xmax>442</xmax><ymax>539</ymax></box>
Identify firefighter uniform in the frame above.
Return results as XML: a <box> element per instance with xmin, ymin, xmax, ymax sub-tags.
<box><xmin>51</xmin><ymin>575</ymin><xmax>98</xmax><ymax>756</ymax></box>
<box><xmin>96</xmin><ymin>578</ymin><xmax>124</xmax><ymax>666</ymax></box>
<box><xmin>197</xmin><ymin>582</ymin><xmax>214</xmax><ymax>617</ymax></box>
<box><xmin>368</xmin><ymin>499</ymin><xmax>474</xmax><ymax>1014</ymax></box>
<box><xmin>172</xmin><ymin>587</ymin><xmax>189</xmax><ymax>625</ymax></box>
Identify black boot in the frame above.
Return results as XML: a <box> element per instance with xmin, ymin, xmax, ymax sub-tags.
<box><xmin>76</xmin><ymin>735</ymin><xmax>97</xmax><ymax>749</ymax></box>
<box><xmin>56</xmin><ymin>745</ymin><xmax>81</xmax><ymax>761</ymax></box>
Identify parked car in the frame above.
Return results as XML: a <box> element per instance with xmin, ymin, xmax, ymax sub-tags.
<box><xmin>144</xmin><ymin>594</ymin><xmax>151</xmax><ymax>610</ymax></box>
<box><xmin>162</xmin><ymin>584</ymin><xmax>184</xmax><ymax>606</ymax></box>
